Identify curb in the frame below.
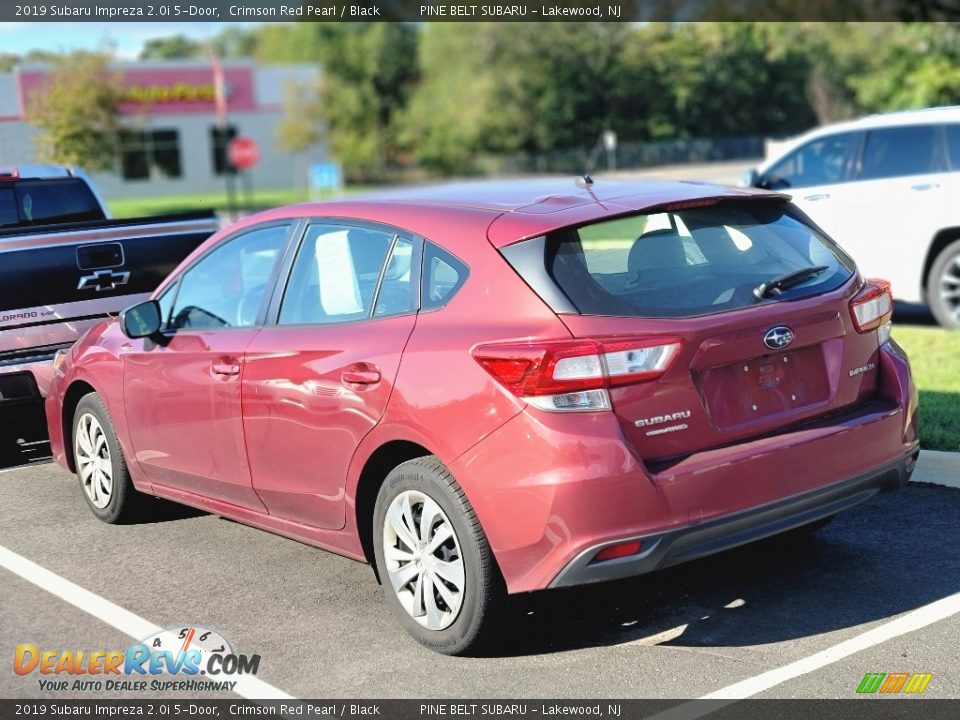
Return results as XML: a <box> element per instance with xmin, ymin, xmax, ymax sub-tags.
<box><xmin>910</xmin><ymin>449</ymin><xmax>960</xmax><ymax>489</ymax></box>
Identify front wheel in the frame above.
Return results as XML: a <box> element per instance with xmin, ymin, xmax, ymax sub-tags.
<box><xmin>372</xmin><ymin>457</ymin><xmax>508</xmax><ymax>655</ymax></box>
<box><xmin>73</xmin><ymin>393</ymin><xmax>142</xmax><ymax>524</ymax></box>
<box><xmin>928</xmin><ymin>238</ymin><xmax>960</xmax><ymax>328</ymax></box>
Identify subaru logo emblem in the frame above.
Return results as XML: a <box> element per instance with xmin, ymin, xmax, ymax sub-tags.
<box><xmin>764</xmin><ymin>326</ymin><xmax>794</xmax><ymax>350</ymax></box>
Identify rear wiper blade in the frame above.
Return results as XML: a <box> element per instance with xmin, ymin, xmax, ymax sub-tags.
<box><xmin>753</xmin><ymin>265</ymin><xmax>829</xmax><ymax>300</ymax></box>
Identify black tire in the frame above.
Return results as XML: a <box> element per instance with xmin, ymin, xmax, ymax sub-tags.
<box><xmin>927</xmin><ymin>238</ymin><xmax>960</xmax><ymax>328</ymax></box>
<box><xmin>372</xmin><ymin>456</ymin><xmax>509</xmax><ymax>655</ymax></box>
<box><xmin>72</xmin><ymin>393</ymin><xmax>142</xmax><ymax>524</ymax></box>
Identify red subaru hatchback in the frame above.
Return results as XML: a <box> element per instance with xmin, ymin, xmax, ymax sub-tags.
<box><xmin>46</xmin><ymin>178</ymin><xmax>919</xmax><ymax>654</ymax></box>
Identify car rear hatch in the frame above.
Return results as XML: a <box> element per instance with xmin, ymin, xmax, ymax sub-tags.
<box><xmin>494</xmin><ymin>197</ymin><xmax>894</xmax><ymax>465</ymax></box>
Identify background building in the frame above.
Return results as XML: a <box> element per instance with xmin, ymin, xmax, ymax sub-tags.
<box><xmin>0</xmin><ymin>60</ymin><xmax>326</xmax><ymax>198</ymax></box>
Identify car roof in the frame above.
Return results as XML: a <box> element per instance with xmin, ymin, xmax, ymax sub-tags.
<box><xmin>242</xmin><ymin>177</ymin><xmax>784</xmax><ymax>248</ymax></box>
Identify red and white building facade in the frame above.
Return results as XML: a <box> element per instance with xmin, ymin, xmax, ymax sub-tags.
<box><xmin>0</xmin><ymin>60</ymin><xmax>326</xmax><ymax>198</ymax></box>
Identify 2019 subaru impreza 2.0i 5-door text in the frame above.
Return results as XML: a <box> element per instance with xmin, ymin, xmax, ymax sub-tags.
<box><xmin>46</xmin><ymin>179</ymin><xmax>919</xmax><ymax>654</ymax></box>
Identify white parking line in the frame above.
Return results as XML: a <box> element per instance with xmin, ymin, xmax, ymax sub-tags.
<box><xmin>648</xmin><ymin>589</ymin><xmax>960</xmax><ymax>719</ymax></box>
<box><xmin>0</xmin><ymin>544</ymin><xmax>294</xmax><ymax>701</ymax></box>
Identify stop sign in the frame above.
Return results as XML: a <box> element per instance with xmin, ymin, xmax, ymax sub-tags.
<box><xmin>227</xmin><ymin>136</ymin><xmax>259</xmax><ymax>171</ymax></box>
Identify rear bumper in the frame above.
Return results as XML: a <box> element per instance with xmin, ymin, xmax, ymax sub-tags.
<box><xmin>549</xmin><ymin>453</ymin><xmax>916</xmax><ymax>588</ymax></box>
<box><xmin>451</xmin><ymin>342</ymin><xmax>919</xmax><ymax>594</ymax></box>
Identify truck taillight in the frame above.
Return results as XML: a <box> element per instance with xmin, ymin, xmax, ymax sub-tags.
<box><xmin>473</xmin><ymin>338</ymin><xmax>681</xmax><ymax>412</ymax></box>
<box><xmin>850</xmin><ymin>279</ymin><xmax>893</xmax><ymax>339</ymax></box>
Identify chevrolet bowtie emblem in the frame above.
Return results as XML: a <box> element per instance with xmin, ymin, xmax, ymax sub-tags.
<box><xmin>77</xmin><ymin>270</ymin><xmax>130</xmax><ymax>292</ymax></box>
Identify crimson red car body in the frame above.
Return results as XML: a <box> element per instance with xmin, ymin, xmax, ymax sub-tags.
<box><xmin>46</xmin><ymin>178</ymin><xmax>919</xmax><ymax>603</ymax></box>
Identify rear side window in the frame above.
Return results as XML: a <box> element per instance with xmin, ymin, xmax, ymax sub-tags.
<box><xmin>11</xmin><ymin>178</ymin><xmax>105</xmax><ymax>226</ymax></box>
<box><xmin>279</xmin><ymin>224</ymin><xmax>414</xmax><ymax>325</ymax></box>
<box><xmin>422</xmin><ymin>242</ymin><xmax>468</xmax><ymax>310</ymax></box>
<box><xmin>512</xmin><ymin>202</ymin><xmax>855</xmax><ymax>319</ymax></box>
<box><xmin>859</xmin><ymin>125</ymin><xmax>944</xmax><ymax>180</ymax></box>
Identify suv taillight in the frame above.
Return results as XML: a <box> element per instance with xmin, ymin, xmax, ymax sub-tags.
<box><xmin>850</xmin><ymin>279</ymin><xmax>893</xmax><ymax>341</ymax></box>
<box><xmin>473</xmin><ymin>338</ymin><xmax>681</xmax><ymax>412</ymax></box>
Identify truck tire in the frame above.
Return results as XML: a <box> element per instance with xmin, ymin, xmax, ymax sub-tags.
<box><xmin>928</xmin><ymin>238</ymin><xmax>960</xmax><ymax>328</ymax></box>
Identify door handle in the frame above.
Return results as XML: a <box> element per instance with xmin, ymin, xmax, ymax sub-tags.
<box><xmin>212</xmin><ymin>361</ymin><xmax>241</xmax><ymax>376</ymax></box>
<box><xmin>911</xmin><ymin>182</ymin><xmax>940</xmax><ymax>191</ymax></box>
<box><xmin>341</xmin><ymin>366</ymin><xmax>381</xmax><ymax>385</ymax></box>
<box><xmin>803</xmin><ymin>193</ymin><xmax>830</xmax><ymax>201</ymax></box>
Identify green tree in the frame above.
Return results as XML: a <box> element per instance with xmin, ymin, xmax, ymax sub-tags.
<box><xmin>275</xmin><ymin>77</ymin><xmax>325</xmax><ymax>153</ymax></box>
<box><xmin>850</xmin><ymin>23</ymin><xmax>960</xmax><ymax>111</ymax></box>
<box><xmin>25</xmin><ymin>52</ymin><xmax>123</xmax><ymax>172</ymax></box>
<box><xmin>138</xmin><ymin>34</ymin><xmax>202</xmax><ymax>60</ymax></box>
<box><xmin>262</xmin><ymin>23</ymin><xmax>418</xmax><ymax>181</ymax></box>
<box><xmin>401</xmin><ymin>23</ymin><xmax>646</xmax><ymax>173</ymax></box>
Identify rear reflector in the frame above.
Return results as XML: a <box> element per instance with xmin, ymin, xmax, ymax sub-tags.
<box><xmin>594</xmin><ymin>541</ymin><xmax>643</xmax><ymax>562</ymax></box>
<box><xmin>850</xmin><ymin>279</ymin><xmax>893</xmax><ymax>333</ymax></box>
<box><xmin>473</xmin><ymin>337</ymin><xmax>681</xmax><ymax>412</ymax></box>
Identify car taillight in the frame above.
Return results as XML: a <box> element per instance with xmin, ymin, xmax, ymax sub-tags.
<box><xmin>473</xmin><ymin>337</ymin><xmax>681</xmax><ymax>412</ymax></box>
<box><xmin>850</xmin><ymin>279</ymin><xmax>893</xmax><ymax>338</ymax></box>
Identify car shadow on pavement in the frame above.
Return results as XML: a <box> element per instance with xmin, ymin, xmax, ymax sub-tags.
<box><xmin>501</xmin><ymin>484</ymin><xmax>960</xmax><ymax>656</ymax></box>
<box><xmin>130</xmin><ymin>496</ymin><xmax>208</xmax><ymax>524</ymax></box>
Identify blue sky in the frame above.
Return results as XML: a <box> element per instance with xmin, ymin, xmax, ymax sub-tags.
<box><xmin>0</xmin><ymin>22</ymin><xmax>263</xmax><ymax>59</ymax></box>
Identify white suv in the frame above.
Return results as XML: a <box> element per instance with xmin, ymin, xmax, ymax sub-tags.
<box><xmin>742</xmin><ymin>106</ymin><xmax>960</xmax><ymax>328</ymax></box>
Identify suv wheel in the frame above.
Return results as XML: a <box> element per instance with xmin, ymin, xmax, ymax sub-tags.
<box><xmin>928</xmin><ymin>238</ymin><xmax>960</xmax><ymax>328</ymax></box>
<box><xmin>73</xmin><ymin>393</ymin><xmax>142</xmax><ymax>524</ymax></box>
<box><xmin>373</xmin><ymin>457</ymin><xmax>508</xmax><ymax>655</ymax></box>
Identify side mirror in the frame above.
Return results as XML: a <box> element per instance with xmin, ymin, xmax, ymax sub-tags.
<box><xmin>120</xmin><ymin>299</ymin><xmax>163</xmax><ymax>339</ymax></box>
<box><xmin>740</xmin><ymin>168</ymin><xmax>761</xmax><ymax>188</ymax></box>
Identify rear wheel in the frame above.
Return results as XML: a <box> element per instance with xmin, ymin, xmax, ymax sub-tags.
<box><xmin>928</xmin><ymin>238</ymin><xmax>960</xmax><ymax>328</ymax></box>
<box><xmin>372</xmin><ymin>457</ymin><xmax>508</xmax><ymax>655</ymax></box>
<box><xmin>73</xmin><ymin>393</ymin><xmax>142</xmax><ymax>524</ymax></box>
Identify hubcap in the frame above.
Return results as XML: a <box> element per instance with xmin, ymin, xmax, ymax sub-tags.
<box><xmin>75</xmin><ymin>413</ymin><xmax>113</xmax><ymax>509</ymax></box>
<box><xmin>382</xmin><ymin>490</ymin><xmax>465</xmax><ymax>631</ymax></box>
<box><xmin>938</xmin><ymin>254</ymin><xmax>960</xmax><ymax>325</ymax></box>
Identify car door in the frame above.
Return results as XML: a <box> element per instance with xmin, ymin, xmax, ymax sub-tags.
<box><xmin>242</xmin><ymin>221</ymin><xmax>419</xmax><ymax>530</ymax></box>
<box><xmin>759</xmin><ymin>130</ymin><xmax>860</xmax><ymax>241</ymax></box>
<box><xmin>829</xmin><ymin>124</ymin><xmax>949</xmax><ymax>300</ymax></box>
<box><xmin>122</xmin><ymin>222</ymin><xmax>291</xmax><ymax>508</ymax></box>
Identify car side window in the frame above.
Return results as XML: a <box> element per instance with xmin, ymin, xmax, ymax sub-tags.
<box><xmin>168</xmin><ymin>225</ymin><xmax>288</xmax><ymax>331</ymax></box>
<box><xmin>155</xmin><ymin>283</ymin><xmax>177</xmax><ymax>328</ymax></box>
<box><xmin>859</xmin><ymin>125</ymin><xmax>943</xmax><ymax>180</ymax></box>
<box><xmin>763</xmin><ymin>132</ymin><xmax>857</xmax><ymax>190</ymax></box>
<box><xmin>278</xmin><ymin>223</ymin><xmax>410</xmax><ymax>325</ymax></box>
<box><xmin>422</xmin><ymin>242</ymin><xmax>468</xmax><ymax>310</ymax></box>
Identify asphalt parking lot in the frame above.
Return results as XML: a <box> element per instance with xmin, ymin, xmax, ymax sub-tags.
<box><xmin>2</xmin><ymin>457</ymin><xmax>959</xmax><ymax>701</ymax></box>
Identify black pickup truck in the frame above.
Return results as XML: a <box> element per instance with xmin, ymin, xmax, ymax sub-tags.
<box><xmin>0</xmin><ymin>167</ymin><xmax>218</xmax><ymax>464</ymax></box>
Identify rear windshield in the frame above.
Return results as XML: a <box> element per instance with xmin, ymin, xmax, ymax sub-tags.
<box><xmin>532</xmin><ymin>201</ymin><xmax>855</xmax><ymax>318</ymax></box>
<box><xmin>0</xmin><ymin>178</ymin><xmax>105</xmax><ymax>229</ymax></box>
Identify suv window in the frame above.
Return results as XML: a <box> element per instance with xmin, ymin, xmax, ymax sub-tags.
<box><xmin>763</xmin><ymin>132</ymin><xmax>856</xmax><ymax>189</ymax></box>
<box><xmin>508</xmin><ymin>201</ymin><xmax>855</xmax><ymax>319</ymax></box>
<box><xmin>859</xmin><ymin>125</ymin><xmax>943</xmax><ymax>180</ymax></box>
<box><xmin>168</xmin><ymin>225</ymin><xmax>287</xmax><ymax>330</ymax></box>
<box><xmin>944</xmin><ymin>124</ymin><xmax>960</xmax><ymax>170</ymax></box>
<box><xmin>279</xmin><ymin>224</ymin><xmax>412</xmax><ymax>325</ymax></box>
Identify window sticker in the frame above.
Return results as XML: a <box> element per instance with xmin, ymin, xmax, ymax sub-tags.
<box><xmin>313</xmin><ymin>229</ymin><xmax>364</xmax><ymax>315</ymax></box>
